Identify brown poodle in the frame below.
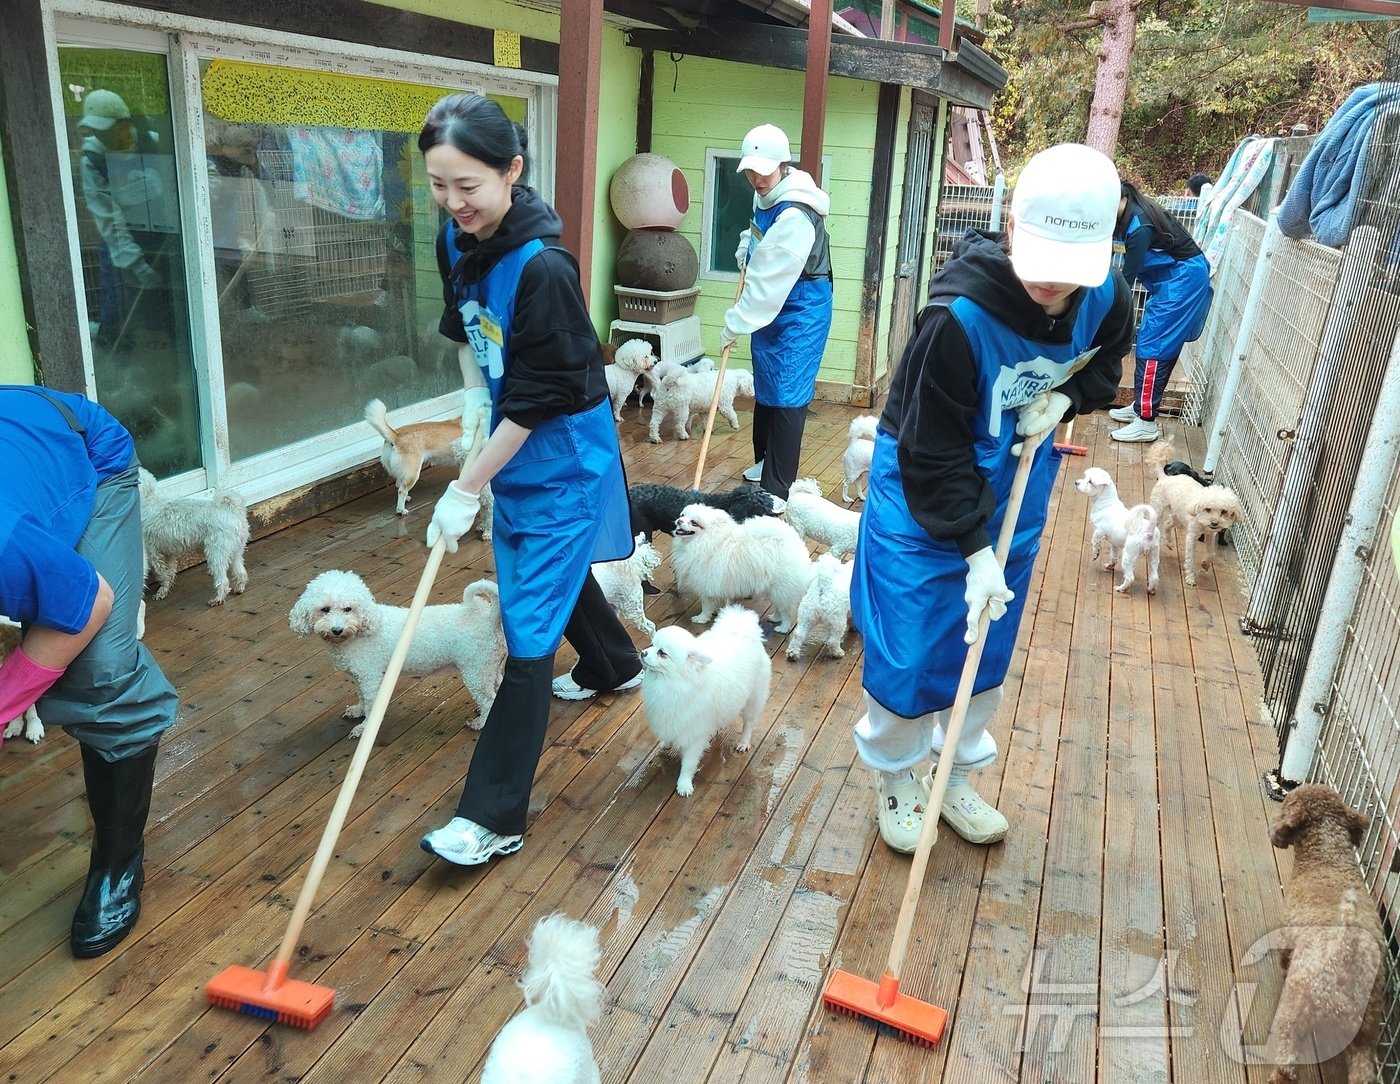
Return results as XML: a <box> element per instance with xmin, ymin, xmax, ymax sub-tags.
<box><xmin>1266</xmin><ymin>784</ymin><xmax>1385</xmax><ymax>1083</ymax></box>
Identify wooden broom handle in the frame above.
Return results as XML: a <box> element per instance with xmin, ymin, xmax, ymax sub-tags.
<box><xmin>692</xmin><ymin>269</ymin><xmax>747</xmax><ymax>490</ymax></box>
<box><xmin>885</xmin><ymin>429</ymin><xmax>1047</xmax><ymax>981</ymax></box>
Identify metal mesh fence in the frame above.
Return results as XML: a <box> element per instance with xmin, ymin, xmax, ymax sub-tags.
<box><xmin>932</xmin><ymin>183</ymin><xmax>1004</xmax><ymax>274</ymax></box>
<box><xmin>1179</xmin><ymin>218</ymin><xmax>1258</xmax><ymax>427</ymax></box>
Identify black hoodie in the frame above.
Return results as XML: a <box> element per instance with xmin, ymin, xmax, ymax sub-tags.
<box><xmin>435</xmin><ymin>186</ymin><xmax>609</xmax><ymax>430</ymax></box>
<box><xmin>880</xmin><ymin>229</ymin><xmax>1134</xmax><ymax>557</ymax></box>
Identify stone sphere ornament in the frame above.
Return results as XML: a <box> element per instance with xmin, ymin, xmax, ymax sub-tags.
<box><xmin>609</xmin><ymin>153</ymin><xmax>690</xmax><ymax>231</ymax></box>
<box><xmin>615</xmin><ymin>228</ymin><xmax>699</xmax><ymax>291</ymax></box>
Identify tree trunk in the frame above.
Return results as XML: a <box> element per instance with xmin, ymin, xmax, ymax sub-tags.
<box><xmin>1084</xmin><ymin>0</ymin><xmax>1138</xmax><ymax>156</ymax></box>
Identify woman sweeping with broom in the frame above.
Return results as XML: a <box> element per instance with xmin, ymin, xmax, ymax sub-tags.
<box><xmin>416</xmin><ymin>93</ymin><xmax>640</xmax><ymax>867</ymax></box>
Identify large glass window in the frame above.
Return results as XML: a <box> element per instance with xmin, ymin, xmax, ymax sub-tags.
<box><xmin>59</xmin><ymin>46</ymin><xmax>202</xmax><ymax>476</ymax></box>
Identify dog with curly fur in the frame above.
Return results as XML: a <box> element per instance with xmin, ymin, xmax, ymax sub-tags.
<box><xmin>784</xmin><ymin>478</ymin><xmax>861</xmax><ymax>558</ymax></box>
<box><xmin>592</xmin><ymin>533</ymin><xmax>663</xmax><ymax>635</ymax></box>
<box><xmin>628</xmin><ymin>482</ymin><xmax>782</xmax><ymax>541</ymax></box>
<box><xmin>1265</xmin><ymin>784</ymin><xmax>1384</xmax><ymax>1084</ymax></box>
<box><xmin>1148</xmin><ymin>435</ymin><xmax>1242</xmax><ymax>587</ymax></box>
<box><xmin>604</xmin><ymin>338</ymin><xmax>656</xmax><ymax>421</ymax></box>
<box><xmin>138</xmin><ymin>468</ymin><xmax>250</xmax><ymax>606</ymax></box>
<box><xmin>647</xmin><ymin>365</ymin><xmax>755</xmax><ymax>443</ymax></box>
<box><xmin>786</xmin><ymin>553</ymin><xmax>854</xmax><ymax>661</ymax></box>
<box><xmin>842</xmin><ymin>414</ymin><xmax>878</xmax><ymax>503</ymax></box>
<box><xmin>290</xmin><ymin>570</ymin><xmax>505</xmax><ymax>736</ymax></box>
<box><xmin>363</xmin><ymin>398</ymin><xmax>462</xmax><ymax>516</ymax></box>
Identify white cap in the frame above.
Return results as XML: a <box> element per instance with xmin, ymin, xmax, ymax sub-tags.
<box><xmin>1009</xmin><ymin>143</ymin><xmax>1120</xmax><ymax>288</ymax></box>
<box><xmin>737</xmin><ymin>124</ymin><xmax>791</xmax><ymax>176</ymax></box>
<box><xmin>78</xmin><ymin>89</ymin><xmax>132</xmax><ymax>132</ymax></box>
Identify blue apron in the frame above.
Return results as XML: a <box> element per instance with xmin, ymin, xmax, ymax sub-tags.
<box><xmin>1120</xmin><ymin>212</ymin><xmax>1214</xmax><ymax>360</ymax></box>
<box><xmin>746</xmin><ymin>201</ymin><xmax>833</xmax><ymax>407</ymax></box>
<box><xmin>851</xmin><ymin>284</ymin><xmax>1115</xmax><ymax>718</ymax></box>
<box><xmin>450</xmin><ymin>224</ymin><xmax>632</xmax><ymax>658</ymax></box>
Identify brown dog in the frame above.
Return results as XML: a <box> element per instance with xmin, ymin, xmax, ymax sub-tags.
<box><xmin>363</xmin><ymin>398</ymin><xmax>463</xmax><ymax>515</ymax></box>
<box><xmin>1266</xmin><ymin>784</ymin><xmax>1384</xmax><ymax>1083</ymax></box>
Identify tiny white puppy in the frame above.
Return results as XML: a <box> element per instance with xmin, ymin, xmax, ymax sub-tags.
<box><xmin>842</xmin><ymin>415</ymin><xmax>878</xmax><ymax>503</ymax></box>
<box><xmin>481</xmin><ymin>913</ymin><xmax>605</xmax><ymax>1084</ymax></box>
<box><xmin>604</xmin><ymin>338</ymin><xmax>656</xmax><ymax>421</ymax></box>
<box><xmin>592</xmin><ymin>533</ymin><xmax>663</xmax><ymax>635</ymax></box>
<box><xmin>786</xmin><ymin>554</ymin><xmax>855</xmax><ymax>661</ymax></box>
<box><xmin>641</xmin><ymin>606</ymin><xmax>771</xmax><ymax>796</ymax></box>
<box><xmin>671</xmin><ymin>504</ymin><xmax>814</xmax><ymax>633</ymax></box>
<box><xmin>0</xmin><ymin>622</ymin><xmax>42</xmax><ymax>744</ymax></box>
<box><xmin>784</xmin><ymin>478</ymin><xmax>861</xmax><ymax>558</ymax></box>
<box><xmin>139</xmin><ymin>468</ymin><xmax>251</xmax><ymax>606</ymax></box>
<box><xmin>289</xmin><ymin>570</ymin><xmax>505</xmax><ymax>736</ymax></box>
<box><xmin>1074</xmin><ymin>465</ymin><xmax>1161</xmax><ymax>594</ymax></box>
<box><xmin>647</xmin><ymin>366</ymin><xmax>754</xmax><ymax>442</ymax></box>
<box><xmin>363</xmin><ymin>398</ymin><xmax>462</xmax><ymax>516</ymax></box>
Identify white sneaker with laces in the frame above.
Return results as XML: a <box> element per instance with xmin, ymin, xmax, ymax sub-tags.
<box><xmin>742</xmin><ymin>461</ymin><xmax>764</xmax><ymax>483</ymax></box>
<box><xmin>551</xmin><ymin>670</ymin><xmax>644</xmax><ymax>701</ymax></box>
<box><xmin>1108</xmin><ymin>404</ymin><xmax>1136</xmax><ymax>422</ymax></box>
<box><xmin>1110</xmin><ymin>417</ymin><xmax>1161</xmax><ymax>443</ymax></box>
<box><xmin>420</xmin><ymin>816</ymin><xmax>523</xmax><ymax>865</ymax></box>
<box><xmin>876</xmin><ymin>770</ymin><xmax>932</xmax><ymax>854</ymax></box>
<box><xmin>936</xmin><ymin>781</ymin><xmax>1009</xmax><ymax>844</ymax></box>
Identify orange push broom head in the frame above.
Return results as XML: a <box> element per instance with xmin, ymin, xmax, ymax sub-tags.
<box><xmin>823</xmin><ymin>969</ymin><xmax>948</xmax><ymax>1047</ymax></box>
<box><xmin>205</xmin><ymin>962</ymin><xmax>335</xmax><ymax>1029</ymax></box>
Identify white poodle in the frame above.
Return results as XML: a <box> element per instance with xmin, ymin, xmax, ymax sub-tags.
<box><xmin>592</xmin><ymin>533</ymin><xmax>663</xmax><ymax>635</ymax></box>
<box><xmin>1148</xmin><ymin>436</ymin><xmax>1243</xmax><ymax>587</ymax></box>
<box><xmin>784</xmin><ymin>478</ymin><xmax>861</xmax><ymax>558</ymax></box>
<box><xmin>138</xmin><ymin>468</ymin><xmax>251</xmax><ymax>606</ymax></box>
<box><xmin>786</xmin><ymin>554</ymin><xmax>855</xmax><ymax>661</ymax></box>
<box><xmin>289</xmin><ymin>570</ymin><xmax>506</xmax><ymax>736</ymax></box>
<box><xmin>641</xmin><ymin>355</ymin><xmax>713</xmax><ymax>408</ymax></box>
<box><xmin>481</xmin><ymin>913</ymin><xmax>605</xmax><ymax>1084</ymax></box>
<box><xmin>671</xmin><ymin>504</ymin><xmax>814</xmax><ymax>633</ymax></box>
<box><xmin>842</xmin><ymin>415</ymin><xmax>878</xmax><ymax>503</ymax></box>
<box><xmin>604</xmin><ymin>338</ymin><xmax>656</xmax><ymax>421</ymax></box>
<box><xmin>647</xmin><ymin>365</ymin><xmax>755</xmax><ymax>443</ymax></box>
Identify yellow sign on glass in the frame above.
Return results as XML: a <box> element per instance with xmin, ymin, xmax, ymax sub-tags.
<box><xmin>494</xmin><ymin>30</ymin><xmax>522</xmax><ymax>69</ymax></box>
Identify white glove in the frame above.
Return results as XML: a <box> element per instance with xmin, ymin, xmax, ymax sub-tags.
<box><xmin>1016</xmin><ymin>390</ymin><xmax>1072</xmax><ymax>440</ymax></box>
<box><xmin>131</xmin><ymin>261</ymin><xmax>161</xmax><ymax>289</ymax></box>
<box><xmin>427</xmin><ymin>482</ymin><xmax>481</xmax><ymax>553</ymax></box>
<box><xmin>720</xmin><ymin>322</ymin><xmax>739</xmax><ymax>350</ymax></box>
<box><xmin>459</xmin><ymin>385</ymin><xmax>491</xmax><ymax>458</ymax></box>
<box><xmin>963</xmin><ymin>546</ymin><xmax>1014</xmax><ymax>645</ymax></box>
<box><xmin>734</xmin><ymin>241</ymin><xmax>748</xmax><ymax>272</ymax></box>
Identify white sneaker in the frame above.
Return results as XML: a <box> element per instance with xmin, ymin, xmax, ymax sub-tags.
<box><xmin>937</xmin><ymin>781</ymin><xmax>1008</xmax><ymax>844</ymax></box>
<box><xmin>1111</xmin><ymin>417</ymin><xmax>1161</xmax><ymax>443</ymax></box>
<box><xmin>1108</xmin><ymin>404</ymin><xmax>1136</xmax><ymax>422</ymax></box>
<box><xmin>742</xmin><ymin>461</ymin><xmax>764</xmax><ymax>483</ymax></box>
<box><xmin>876</xmin><ymin>770</ymin><xmax>932</xmax><ymax>854</ymax></box>
<box><xmin>420</xmin><ymin>816</ymin><xmax>523</xmax><ymax>865</ymax></box>
<box><xmin>551</xmin><ymin>670</ymin><xmax>644</xmax><ymax>701</ymax></box>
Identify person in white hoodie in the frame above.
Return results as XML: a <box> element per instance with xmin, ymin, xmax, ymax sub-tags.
<box><xmin>724</xmin><ymin>124</ymin><xmax>834</xmax><ymax>500</ymax></box>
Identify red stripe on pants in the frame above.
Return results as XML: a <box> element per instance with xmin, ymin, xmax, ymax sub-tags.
<box><xmin>1138</xmin><ymin>358</ymin><xmax>1159</xmax><ymax>420</ymax></box>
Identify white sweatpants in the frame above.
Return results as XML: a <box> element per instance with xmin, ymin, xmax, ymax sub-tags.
<box><xmin>853</xmin><ymin>686</ymin><xmax>1003</xmax><ymax>778</ymax></box>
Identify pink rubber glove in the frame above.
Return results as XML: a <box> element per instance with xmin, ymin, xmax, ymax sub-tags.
<box><xmin>0</xmin><ymin>646</ymin><xmax>64</xmax><ymax>745</ymax></box>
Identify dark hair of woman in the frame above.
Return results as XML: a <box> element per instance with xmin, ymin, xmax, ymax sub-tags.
<box><xmin>1118</xmin><ymin>179</ymin><xmax>1198</xmax><ymax>260</ymax></box>
<box><xmin>419</xmin><ymin>93</ymin><xmax>530</xmax><ymax>182</ymax></box>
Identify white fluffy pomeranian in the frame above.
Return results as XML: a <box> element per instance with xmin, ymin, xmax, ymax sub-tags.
<box><xmin>640</xmin><ymin>606</ymin><xmax>772</xmax><ymax>796</ymax></box>
<box><xmin>480</xmin><ymin>913</ymin><xmax>606</xmax><ymax>1084</ymax></box>
<box><xmin>670</xmin><ymin>504</ymin><xmax>813</xmax><ymax>633</ymax></box>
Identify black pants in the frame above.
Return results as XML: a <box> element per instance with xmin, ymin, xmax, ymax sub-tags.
<box><xmin>752</xmin><ymin>403</ymin><xmax>809</xmax><ymax>501</ymax></box>
<box><xmin>454</xmin><ymin>572</ymin><xmax>640</xmax><ymax>835</ymax></box>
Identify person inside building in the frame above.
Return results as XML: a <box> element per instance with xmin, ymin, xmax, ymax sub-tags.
<box><xmin>415</xmin><ymin>93</ymin><xmax>639</xmax><ymax>867</ymax></box>
<box><xmin>725</xmin><ymin>123</ymin><xmax>834</xmax><ymax>500</ymax></box>
<box><xmin>850</xmin><ymin>144</ymin><xmax>1135</xmax><ymax>853</ymax></box>
<box><xmin>0</xmin><ymin>385</ymin><xmax>178</xmax><ymax>957</ymax></box>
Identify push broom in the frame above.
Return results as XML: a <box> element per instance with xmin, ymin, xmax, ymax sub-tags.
<box><xmin>206</xmin><ymin>418</ymin><xmax>487</xmax><ymax>1026</ymax></box>
<box><xmin>822</xmin><ymin>427</ymin><xmax>1048</xmax><ymax>1046</ymax></box>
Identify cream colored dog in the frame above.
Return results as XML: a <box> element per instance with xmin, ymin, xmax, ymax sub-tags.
<box><xmin>1148</xmin><ymin>436</ymin><xmax>1242</xmax><ymax>587</ymax></box>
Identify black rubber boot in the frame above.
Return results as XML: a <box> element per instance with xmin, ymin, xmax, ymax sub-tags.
<box><xmin>70</xmin><ymin>741</ymin><xmax>158</xmax><ymax>958</ymax></box>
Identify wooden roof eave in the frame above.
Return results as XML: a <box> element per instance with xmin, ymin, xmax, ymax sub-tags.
<box><xmin>623</xmin><ymin>17</ymin><xmax>1007</xmax><ymax>107</ymax></box>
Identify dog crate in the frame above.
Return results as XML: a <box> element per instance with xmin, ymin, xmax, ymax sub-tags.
<box><xmin>609</xmin><ymin>315</ymin><xmax>704</xmax><ymax>368</ymax></box>
<box><xmin>614</xmin><ymin>285</ymin><xmax>701</xmax><ymax>324</ymax></box>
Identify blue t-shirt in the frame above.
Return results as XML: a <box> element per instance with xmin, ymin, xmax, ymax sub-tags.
<box><xmin>0</xmin><ymin>387</ymin><xmax>134</xmax><ymax>633</ymax></box>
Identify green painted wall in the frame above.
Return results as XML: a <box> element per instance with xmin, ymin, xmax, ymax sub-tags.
<box><xmin>650</xmin><ymin>57</ymin><xmax>876</xmax><ymax>390</ymax></box>
<box><xmin>0</xmin><ymin>132</ymin><xmax>35</xmax><ymax>384</ymax></box>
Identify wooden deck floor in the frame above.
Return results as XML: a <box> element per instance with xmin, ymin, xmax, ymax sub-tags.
<box><xmin>0</xmin><ymin>400</ymin><xmax>1324</xmax><ymax>1083</ymax></box>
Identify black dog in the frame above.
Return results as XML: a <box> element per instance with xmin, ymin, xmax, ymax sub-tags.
<box><xmin>1163</xmin><ymin>461</ymin><xmax>1231</xmax><ymax>546</ymax></box>
<box><xmin>629</xmin><ymin>482</ymin><xmax>782</xmax><ymax>540</ymax></box>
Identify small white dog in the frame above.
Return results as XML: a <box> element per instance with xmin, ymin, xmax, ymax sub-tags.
<box><xmin>641</xmin><ymin>355</ymin><xmax>714</xmax><ymax>407</ymax></box>
<box><xmin>481</xmin><ymin>913</ymin><xmax>605</xmax><ymax>1084</ymax></box>
<box><xmin>289</xmin><ymin>570</ymin><xmax>505</xmax><ymax>736</ymax></box>
<box><xmin>364</xmin><ymin>398</ymin><xmax>462</xmax><ymax>516</ymax></box>
<box><xmin>1073</xmin><ymin>466</ymin><xmax>1161</xmax><ymax>595</ymax></box>
<box><xmin>603</xmin><ymin>338</ymin><xmax>656</xmax><ymax>421</ymax></box>
<box><xmin>784</xmin><ymin>478</ymin><xmax>861</xmax><ymax>558</ymax></box>
<box><xmin>1148</xmin><ymin>436</ymin><xmax>1243</xmax><ymax>587</ymax></box>
<box><xmin>138</xmin><ymin>468</ymin><xmax>251</xmax><ymax>606</ymax></box>
<box><xmin>0</xmin><ymin>622</ymin><xmax>42</xmax><ymax>744</ymax></box>
<box><xmin>842</xmin><ymin>415</ymin><xmax>878</xmax><ymax>503</ymax></box>
<box><xmin>671</xmin><ymin>504</ymin><xmax>814</xmax><ymax>633</ymax></box>
<box><xmin>640</xmin><ymin>606</ymin><xmax>771</xmax><ymax>796</ymax></box>
<box><xmin>592</xmin><ymin>533</ymin><xmax>663</xmax><ymax>635</ymax></box>
<box><xmin>786</xmin><ymin>554</ymin><xmax>855</xmax><ymax>661</ymax></box>
<box><xmin>647</xmin><ymin>366</ymin><xmax>755</xmax><ymax>443</ymax></box>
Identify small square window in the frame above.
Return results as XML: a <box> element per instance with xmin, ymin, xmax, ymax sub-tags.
<box><xmin>700</xmin><ymin>148</ymin><xmax>832</xmax><ymax>281</ymax></box>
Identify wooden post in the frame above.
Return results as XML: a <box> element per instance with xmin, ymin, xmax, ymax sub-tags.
<box><xmin>800</xmin><ymin>0</ymin><xmax>833</xmax><ymax>176</ymax></box>
<box><xmin>557</xmin><ymin>0</ymin><xmax>604</xmax><ymax>297</ymax></box>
